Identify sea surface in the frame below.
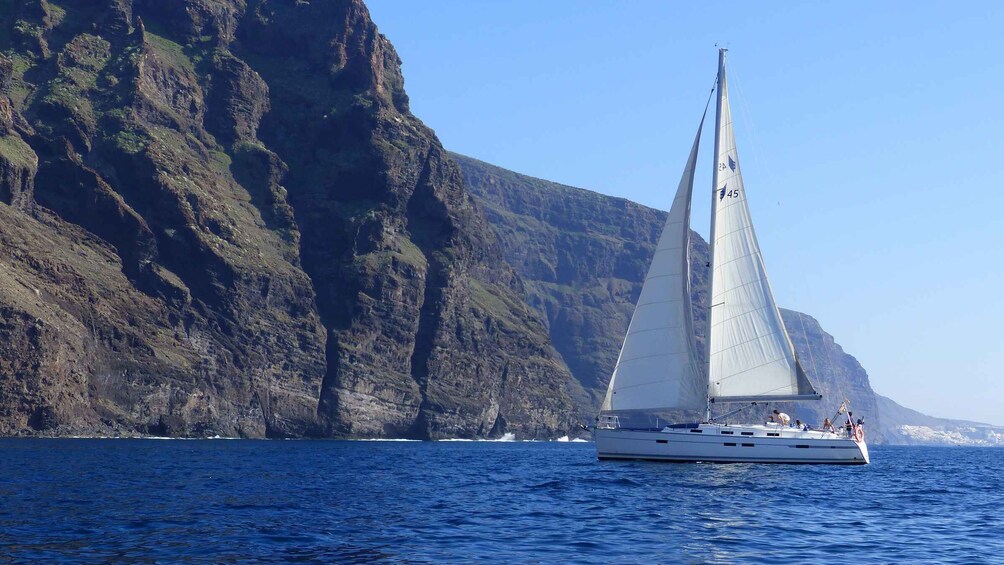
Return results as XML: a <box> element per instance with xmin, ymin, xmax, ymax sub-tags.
<box><xmin>1</xmin><ymin>439</ymin><xmax>1001</xmax><ymax>563</ymax></box>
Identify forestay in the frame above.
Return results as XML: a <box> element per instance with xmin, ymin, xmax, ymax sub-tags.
<box><xmin>600</xmin><ymin>116</ymin><xmax>708</xmax><ymax>413</ymax></box>
<box><xmin>707</xmin><ymin>50</ymin><xmax>818</xmax><ymax>403</ymax></box>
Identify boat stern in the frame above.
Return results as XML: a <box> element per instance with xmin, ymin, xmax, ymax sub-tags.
<box><xmin>856</xmin><ymin>439</ymin><xmax>870</xmax><ymax>464</ymax></box>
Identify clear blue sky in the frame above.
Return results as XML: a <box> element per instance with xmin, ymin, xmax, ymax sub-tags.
<box><xmin>367</xmin><ymin>1</ymin><xmax>1004</xmax><ymax>426</ymax></box>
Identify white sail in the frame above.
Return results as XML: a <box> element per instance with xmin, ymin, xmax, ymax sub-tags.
<box><xmin>601</xmin><ymin>116</ymin><xmax>708</xmax><ymax>413</ymax></box>
<box><xmin>707</xmin><ymin>50</ymin><xmax>818</xmax><ymax>403</ymax></box>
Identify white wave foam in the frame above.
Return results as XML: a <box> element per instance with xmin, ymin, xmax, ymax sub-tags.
<box><xmin>556</xmin><ymin>436</ymin><xmax>590</xmax><ymax>443</ymax></box>
<box><xmin>439</xmin><ymin>432</ymin><xmax>518</xmax><ymax>442</ymax></box>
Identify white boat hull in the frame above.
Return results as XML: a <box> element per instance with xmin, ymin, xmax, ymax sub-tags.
<box><xmin>595</xmin><ymin>423</ymin><xmax>869</xmax><ymax>464</ymax></box>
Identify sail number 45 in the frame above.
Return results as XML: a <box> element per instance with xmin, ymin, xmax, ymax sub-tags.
<box><xmin>720</xmin><ymin>186</ymin><xmax>741</xmax><ymax>200</ymax></box>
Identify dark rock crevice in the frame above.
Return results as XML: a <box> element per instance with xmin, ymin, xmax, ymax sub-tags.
<box><xmin>404</xmin><ymin>149</ymin><xmax>452</xmax><ymax>439</ymax></box>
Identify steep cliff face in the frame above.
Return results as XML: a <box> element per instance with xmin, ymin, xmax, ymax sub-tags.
<box><xmin>1</xmin><ymin>0</ymin><xmax>324</xmax><ymax>438</ymax></box>
<box><xmin>456</xmin><ymin>153</ymin><xmax>891</xmax><ymax>441</ymax></box>
<box><xmin>0</xmin><ymin>0</ymin><xmax>575</xmax><ymax>439</ymax></box>
<box><xmin>455</xmin><ymin>154</ymin><xmax>707</xmax><ymax>419</ymax></box>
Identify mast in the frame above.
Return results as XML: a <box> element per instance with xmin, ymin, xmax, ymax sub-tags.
<box><xmin>706</xmin><ymin>48</ymin><xmax>727</xmax><ymax>419</ymax></box>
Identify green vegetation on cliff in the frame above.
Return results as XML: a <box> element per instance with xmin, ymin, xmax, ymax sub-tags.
<box><xmin>0</xmin><ymin>0</ymin><xmax>575</xmax><ymax>439</ymax></box>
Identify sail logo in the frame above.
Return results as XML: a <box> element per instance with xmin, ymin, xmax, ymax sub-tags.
<box><xmin>719</xmin><ymin>184</ymin><xmax>727</xmax><ymax>201</ymax></box>
<box><xmin>728</xmin><ymin>155</ymin><xmax>736</xmax><ymax>172</ymax></box>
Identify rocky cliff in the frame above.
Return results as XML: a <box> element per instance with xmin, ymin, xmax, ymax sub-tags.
<box><xmin>452</xmin><ymin>152</ymin><xmax>677</xmax><ymax>417</ymax></box>
<box><xmin>0</xmin><ymin>0</ymin><xmax>576</xmax><ymax>439</ymax></box>
<box><xmin>874</xmin><ymin>394</ymin><xmax>1004</xmax><ymax>446</ymax></box>
<box><xmin>456</xmin><ymin>153</ymin><xmax>923</xmax><ymax>445</ymax></box>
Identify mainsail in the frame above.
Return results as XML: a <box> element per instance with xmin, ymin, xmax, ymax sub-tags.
<box><xmin>600</xmin><ymin>114</ymin><xmax>709</xmax><ymax>413</ymax></box>
<box><xmin>707</xmin><ymin>49</ymin><xmax>819</xmax><ymax>403</ymax></box>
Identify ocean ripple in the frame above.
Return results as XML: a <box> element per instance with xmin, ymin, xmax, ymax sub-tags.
<box><xmin>1</xmin><ymin>440</ymin><xmax>1002</xmax><ymax>562</ymax></box>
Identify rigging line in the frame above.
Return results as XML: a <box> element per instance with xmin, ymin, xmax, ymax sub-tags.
<box><xmin>657</xmin><ymin>75</ymin><xmax>716</xmax><ymax>226</ymax></box>
<box><xmin>704</xmin><ymin>74</ymin><xmax>719</xmax><ymax>118</ymax></box>
<box><xmin>636</xmin><ymin>298</ymin><xmax>685</xmax><ymax>308</ymax></box>
<box><xmin>731</xmin><ymin>62</ymin><xmax>811</xmax><ymax>379</ymax></box>
<box><xmin>712</xmin><ymin>401</ymin><xmax>759</xmax><ymax>423</ymax></box>
<box><xmin>711</xmin><ymin>302</ymin><xmax>786</xmax><ymax>328</ymax></box>
<box><xmin>709</xmin><ymin>250</ymin><xmax>764</xmax><ymax>272</ymax></box>
<box><xmin>712</xmin><ymin>357</ymin><xmax>794</xmax><ymax>385</ymax></box>
<box><xmin>795</xmin><ymin>310</ymin><xmax>820</xmax><ymax>386</ymax></box>
<box><xmin>729</xmin><ymin>63</ymin><xmax>777</xmax><ymax>200</ymax></box>
<box><xmin>624</xmin><ymin>324</ymin><xmax>687</xmax><ymax>337</ymax></box>
<box><xmin>710</xmin><ymin>328</ymin><xmax>793</xmax><ymax>358</ymax></box>
<box><xmin>729</xmin><ymin>65</ymin><xmax>787</xmax><ymax>290</ymax></box>
<box><xmin>830</xmin><ymin>393</ymin><xmax>849</xmax><ymax>430</ymax></box>
<box><xmin>642</xmin><ymin>273</ymin><xmax>683</xmax><ymax>283</ymax></box>
<box><xmin>653</xmin><ymin>244</ymin><xmax>688</xmax><ymax>253</ymax></box>
<box><xmin>612</xmin><ymin>369</ymin><xmax>701</xmax><ymax>392</ymax></box>
<box><xmin>713</xmin><ymin>378</ymin><xmax>796</xmax><ymax>395</ymax></box>
<box><xmin>713</xmin><ymin>222</ymin><xmax>756</xmax><ymax>242</ymax></box>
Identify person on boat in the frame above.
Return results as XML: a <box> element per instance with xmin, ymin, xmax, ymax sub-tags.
<box><xmin>772</xmin><ymin>409</ymin><xmax>790</xmax><ymax>427</ymax></box>
<box><xmin>822</xmin><ymin>418</ymin><xmax>835</xmax><ymax>433</ymax></box>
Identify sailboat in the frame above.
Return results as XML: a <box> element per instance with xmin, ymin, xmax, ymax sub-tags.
<box><xmin>594</xmin><ymin>49</ymin><xmax>869</xmax><ymax>464</ymax></box>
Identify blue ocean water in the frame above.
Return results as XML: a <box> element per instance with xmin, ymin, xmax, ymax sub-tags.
<box><xmin>0</xmin><ymin>439</ymin><xmax>1001</xmax><ymax>563</ymax></box>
